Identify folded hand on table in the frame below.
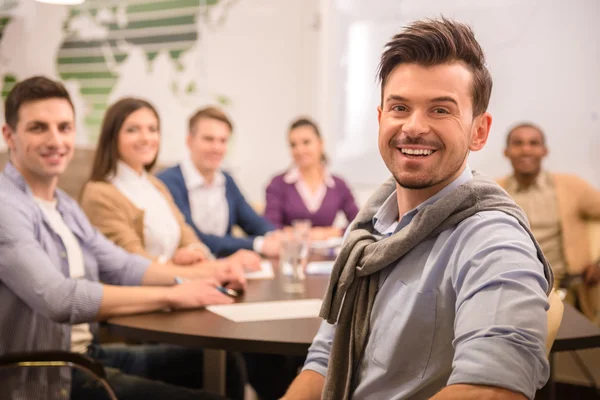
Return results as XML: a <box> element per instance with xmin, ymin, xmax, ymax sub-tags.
<box><xmin>171</xmin><ymin>246</ymin><xmax>207</xmax><ymax>266</ymax></box>
<box><xmin>260</xmin><ymin>231</ymin><xmax>283</xmax><ymax>258</ymax></box>
<box><xmin>226</xmin><ymin>249</ymin><xmax>262</xmax><ymax>272</ymax></box>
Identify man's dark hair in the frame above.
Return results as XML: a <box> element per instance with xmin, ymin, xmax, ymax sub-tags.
<box><xmin>4</xmin><ymin>76</ymin><xmax>74</xmax><ymax>130</ymax></box>
<box><xmin>377</xmin><ymin>18</ymin><xmax>492</xmax><ymax>117</ymax></box>
<box><xmin>505</xmin><ymin>122</ymin><xmax>546</xmax><ymax>146</ymax></box>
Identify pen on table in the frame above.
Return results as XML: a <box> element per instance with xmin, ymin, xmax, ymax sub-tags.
<box><xmin>173</xmin><ymin>276</ymin><xmax>239</xmax><ymax>297</ymax></box>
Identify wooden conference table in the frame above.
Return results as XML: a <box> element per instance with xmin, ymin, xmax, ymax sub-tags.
<box><xmin>106</xmin><ymin>261</ymin><xmax>329</xmax><ymax>395</ymax></box>
<box><xmin>106</xmin><ymin>261</ymin><xmax>600</xmax><ymax>397</ymax></box>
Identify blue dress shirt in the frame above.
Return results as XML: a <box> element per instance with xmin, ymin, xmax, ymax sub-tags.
<box><xmin>303</xmin><ymin>167</ymin><xmax>550</xmax><ymax>400</ymax></box>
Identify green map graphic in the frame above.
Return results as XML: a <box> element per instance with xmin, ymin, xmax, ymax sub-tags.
<box><xmin>0</xmin><ymin>0</ymin><xmax>232</xmax><ymax>142</ymax></box>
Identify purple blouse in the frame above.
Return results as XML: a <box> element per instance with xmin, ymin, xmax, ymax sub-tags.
<box><xmin>264</xmin><ymin>170</ymin><xmax>359</xmax><ymax>228</ymax></box>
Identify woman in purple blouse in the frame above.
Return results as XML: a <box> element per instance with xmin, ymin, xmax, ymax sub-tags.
<box><xmin>264</xmin><ymin>118</ymin><xmax>359</xmax><ymax>239</ymax></box>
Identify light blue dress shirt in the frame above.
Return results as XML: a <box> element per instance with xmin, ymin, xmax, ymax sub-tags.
<box><xmin>303</xmin><ymin>166</ymin><xmax>550</xmax><ymax>400</ymax></box>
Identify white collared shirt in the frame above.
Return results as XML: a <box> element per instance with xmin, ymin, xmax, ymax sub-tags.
<box><xmin>283</xmin><ymin>166</ymin><xmax>336</xmax><ymax>213</ymax></box>
<box><xmin>111</xmin><ymin>161</ymin><xmax>181</xmax><ymax>260</ymax></box>
<box><xmin>180</xmin><ymin>156</ymin><xmax>229</xmax><ymax>237</ymax></box>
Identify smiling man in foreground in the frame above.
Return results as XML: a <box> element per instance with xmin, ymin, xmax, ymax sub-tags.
<box><xmin>282</xmin><ymin>18</ymin><xmax>553</xmax><ymax>400</ymax></box>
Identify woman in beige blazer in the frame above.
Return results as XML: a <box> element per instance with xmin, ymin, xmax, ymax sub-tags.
<box><xmin>80</xmin><ymin>98</ymin><xmax>259</xmax><ymax>270</ymax></box>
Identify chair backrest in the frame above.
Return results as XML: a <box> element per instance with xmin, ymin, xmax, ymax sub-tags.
<box><xmin>546</xmin><ymin>289</ymin><xmax>564</xmax><ymax>356</ymax></box>
<box><xmin>0</xmin><ymin>351</ymin><xmax>117</xmax><ymax>400</ymax></box>
<box><xmin>588</xmin><ymin>221</ymin><xmax>600</xmax><ymax>324</ymax></box>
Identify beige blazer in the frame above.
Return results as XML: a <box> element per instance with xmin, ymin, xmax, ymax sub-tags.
<box><xmin>498</xmin><ymin>173</ymin><xmax>600</xmax><ymax>319</ymax></box>
<box><xmin>80</xmin><ymin>175</ymin><xmax>205</xmax><ymax>261</ymax></box>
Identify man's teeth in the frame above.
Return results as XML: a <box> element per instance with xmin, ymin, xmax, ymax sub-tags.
<box><xmin>400</xmin><ymin>148</ymin><xmax>434</xmax><ymax>156</ymax></box>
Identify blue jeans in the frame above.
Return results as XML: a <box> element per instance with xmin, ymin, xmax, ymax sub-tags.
<box><xmin>70</xmin><ymin>343</ymin><xmax>246</xmax><ymax>400</ymax></box>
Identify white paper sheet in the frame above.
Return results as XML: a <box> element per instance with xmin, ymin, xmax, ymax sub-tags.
<box><xmin>245</xmin><ymin>261</ymin><xmax>275</xmax><ymax>280</ymax></box>
<box><xmin>206</xmin><ymin>299</ymin><xmax>322</xmax><ymax>322</ymax></box>
<box><xmin>305</xmin><ymin>260</ymin><xmax>335</xmax><ymax>275</ymax></box>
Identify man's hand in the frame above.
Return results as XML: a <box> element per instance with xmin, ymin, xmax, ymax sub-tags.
<box><xmin>167</xmin><ymin>278</ymin><xmax>233</xmax><ymax>309</ymax></box>
<box><xmin>172</xmin><ymin>247</ymin><xmax>206</xmax><ymax>266</ymax></box>
<box><xmin>227</xmin><ymin>249</ymin><xmax>262</xmax><ymax>272</ymax></box>
<box><xmin>214</xmin><ymin>260</ymin><xmax>247</xmax><ymax>291</ymax></box>
<box><xmin>261</xmin><ymin>231</ymin><xmax>282</xmax><ymax>258</ymax></box>
<box><xmin>584</xmin><ymin>261</ymin><xmax>600</xmax><ymax>286</ymax></box>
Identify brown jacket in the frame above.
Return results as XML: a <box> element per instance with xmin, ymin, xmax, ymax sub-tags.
<box><xmin>498</xmin><ymin>173</ymin><xmax>600</xmax><ymax>319</ymax></box>
<box><xmin>80</xmin><ymin>176</ymin><xmax>204</xmax><ymax>261</ymax></box>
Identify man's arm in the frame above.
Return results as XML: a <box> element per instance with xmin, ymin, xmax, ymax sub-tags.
<box><xmin>448</xmin><ymin>213</ymin><xmax>550</xmax><ymax>400</ymax></box>
<box><xmin>0</xmin><ymin>200</ymin><xmax>106</xmax><ymax>324</ymax></box>
<box><xmin>0</xmin><ymin>197</ymin><xmax>235</xmax><ymax>326</ymax></box>
<box><xmin>281</xmin><ymin>370</ymin><xmax>325</xmax><ymax>400</ymax></box>
<box><xmin>575</xmin><ymin>175</ymin><xmax>600</xmax><ymax>219</ymax></box>
<box><xmin>229</xmin><ymin>176</ymin><xmax>274</xmax><ymax>236</ymax></box>
<box><xmin>192</xmin><ymin>226</ymin><xmax>255</xmax><ymax>257</ymax></box>
<box><xmin>430</xmin><ymin>384</ymin><xmax>527</xmax><ymax>400</ymax></box>
<box><xmin>95</xmin><ymin>278</ymin><xmax>232</xmax><ymax>321</ymax></box>
<box><xmin>282</xmin><ymin>321</ymin><xmax>335</xmax><ymax>399</ymax></box>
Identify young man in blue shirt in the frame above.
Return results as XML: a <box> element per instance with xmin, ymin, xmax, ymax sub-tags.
<box><xmin>158</xmin><ymin>107</ymin><xmax>279</xmax><ymax>258</ymax></box>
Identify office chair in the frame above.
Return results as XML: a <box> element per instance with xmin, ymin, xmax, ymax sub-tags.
<box><xmin>0</xmin><ymin>350</ymin><xmax>117</xmax><ymax>400</ymax></box>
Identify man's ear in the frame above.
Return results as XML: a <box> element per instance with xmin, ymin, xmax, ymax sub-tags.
<box><xmin>2</xmin><ymin>124</ymin><xmax>15</xmax><ymax>150</ymax></box>
<box><xmin>469</xmin><ymin>112</ymin><xmax>492</xmax><ymax>151</ymax></box>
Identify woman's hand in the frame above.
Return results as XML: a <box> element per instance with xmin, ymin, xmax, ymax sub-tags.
<box><xmin>172</xmin><ymin>246</ymin><xmax>207</xmax><ymax>266</ymax></box>
<box><xmin>226</xmin><ymin>249</ymin><xmax>262</xmax><ymax>272</ymax></box>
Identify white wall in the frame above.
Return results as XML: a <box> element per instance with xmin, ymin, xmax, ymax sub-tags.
<box><xmin>322</xmin><ymin>0</ymin><xmax>600</xmax><ymax>204</ymax></box>
<box><xmin>203</xmin><ymin>0</ymin><xmax>320</xmax><ymax>203</ymax></box>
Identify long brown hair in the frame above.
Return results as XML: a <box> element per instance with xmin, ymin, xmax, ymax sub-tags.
<box><xmin>88</xmin><ymin>97</ymin><xmax>160</xmax><ymax>182</ymax></box>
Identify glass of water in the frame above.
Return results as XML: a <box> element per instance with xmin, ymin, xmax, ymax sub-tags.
<box><xmin>292</xmin><ymin>219</ymin><xmax>312</xmax><ymax>259</ymax></box>
<box><xmin>280</xmin><ymin>231</ymin><xmax>307</xmax><ymax>293</ymax></box>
